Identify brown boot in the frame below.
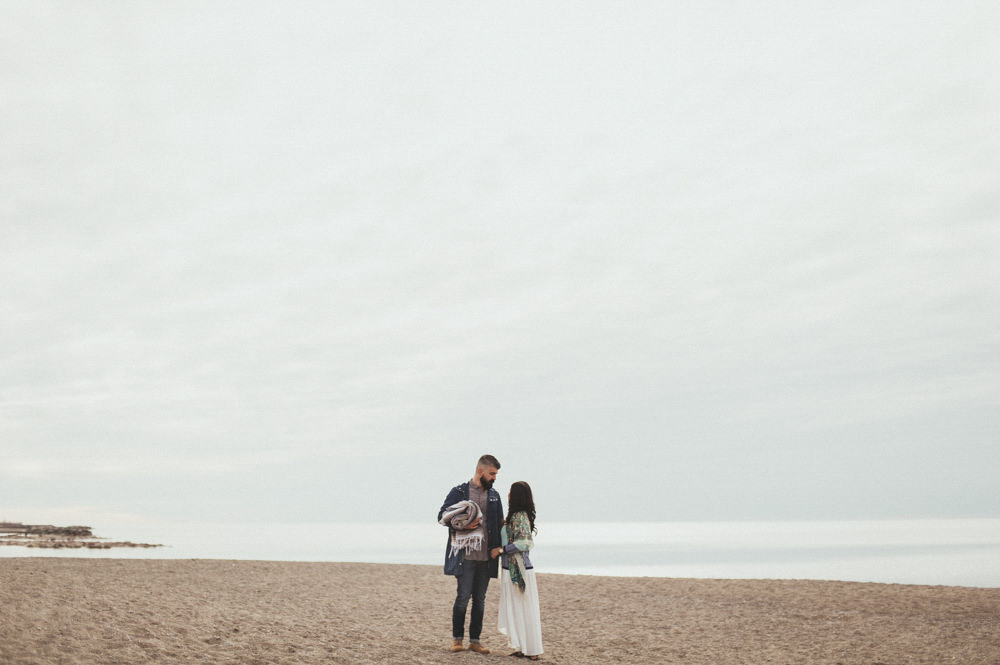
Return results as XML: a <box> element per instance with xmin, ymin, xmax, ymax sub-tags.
<box><xmin>450</xmin><ymin>639</ymin><xmax>464</xmax><ymax>652</ymax></box>
<box><xmin>468</xmin><ymin>642</ymin><xmax>491</xmax><ymax>654</ymax></box>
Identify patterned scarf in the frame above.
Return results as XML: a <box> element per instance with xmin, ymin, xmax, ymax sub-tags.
<box><xmin>505</xmin><ymin>511</ymin><xmax>533</xmax><ymax>593</ymax></box>
<box><xmin>439</xmin><ymin>500</ymin><xmax>484</xmax><ymax>556</ymax></box>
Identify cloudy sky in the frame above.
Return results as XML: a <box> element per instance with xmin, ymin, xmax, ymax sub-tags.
<box><xmin>2</xmin><ymin>2</ymin><xmax>998</xmax><ymax>526</ymax></box>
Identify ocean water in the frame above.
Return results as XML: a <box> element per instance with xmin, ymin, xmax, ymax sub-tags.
<box><xmin>3</xmin><ymin>519</ymin><xmax>998</xmax><ymax>588</ymax></box>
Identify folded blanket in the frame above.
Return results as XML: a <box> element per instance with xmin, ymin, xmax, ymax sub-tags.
<box><xmin>439</xmin><ymin>500</ymin><xmax>484</xmax><ymax>556</ymax></box>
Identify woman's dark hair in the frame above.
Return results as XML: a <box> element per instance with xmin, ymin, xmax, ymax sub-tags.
<box><xmin>505</xmin><ymin>481</ymin><xmax>536</xmax><ymax>534</ymax></box>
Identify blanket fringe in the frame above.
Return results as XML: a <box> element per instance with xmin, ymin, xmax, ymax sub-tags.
<box><xmin>448</xmin><ymin>531</ymin><xmax>485</xmax><ymax>556</ymax></box>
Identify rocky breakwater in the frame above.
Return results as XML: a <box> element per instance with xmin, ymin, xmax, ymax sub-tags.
<box><xmin>0</xmin><ymin>522</ymin><xmax>162</xmax><ymax>549</ymax></box>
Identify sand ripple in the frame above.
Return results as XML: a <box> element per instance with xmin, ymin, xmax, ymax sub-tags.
<box><xmin>1</xmin><ymin>559</ymin><xmax>997</xmax><ymax>664</ymax></box>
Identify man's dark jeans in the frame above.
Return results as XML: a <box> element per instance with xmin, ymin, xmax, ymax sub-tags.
<box><xmin>452</xmin><ymin>559</ymin><xmax>491</xmax><ymax>641</ymax></box>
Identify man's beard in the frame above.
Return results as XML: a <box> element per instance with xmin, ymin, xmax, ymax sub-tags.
<box><xmin>480</xmin><ymin>477</ymin><xmax>494</xmax><ymax>491</ymax></box>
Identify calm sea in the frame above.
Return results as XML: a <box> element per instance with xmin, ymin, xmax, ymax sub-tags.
<box><xmin>3</xmin><ymin>519</ymin><xmax>998</xmax><ymax>588</ymax></box>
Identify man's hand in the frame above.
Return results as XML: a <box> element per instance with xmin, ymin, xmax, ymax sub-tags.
<box><xmin>466</xmin><ymin>518</ymin><xmax>481</xmax><ymax>529</ymax></box>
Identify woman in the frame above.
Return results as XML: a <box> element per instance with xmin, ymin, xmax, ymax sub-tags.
<box><xmin>490</xmin><ymin>481</ymin><xmax>543</xmax><ymax>660</ymax></box>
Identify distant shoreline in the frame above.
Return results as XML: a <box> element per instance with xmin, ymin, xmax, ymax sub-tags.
<box><xmin>3</xmin><ymin>519</ymin><xmax>997</xmax><ymax>587</ymax></box>
<box><xmin>0</xmin><ymin>522</ymin><xmax>162</xmax><ymax>550</ymax></box>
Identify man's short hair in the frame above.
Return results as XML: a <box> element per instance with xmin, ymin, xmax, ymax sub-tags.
<box><xmin>477</xmin><ymin>454</ymin><xmax>500</xmax><ymax>470</ymax></box>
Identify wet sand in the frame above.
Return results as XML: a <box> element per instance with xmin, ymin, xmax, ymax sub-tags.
<box><xmin>1</xmin><ymin>558</ymin><xmax>997</xmax><ymax>664</ymax></box>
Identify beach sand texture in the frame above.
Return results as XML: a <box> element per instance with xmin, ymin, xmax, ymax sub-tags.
<box><xmin>1</xmin><ymin>559</ymin><xmax>998</xmax><ymax>664</ymax></box>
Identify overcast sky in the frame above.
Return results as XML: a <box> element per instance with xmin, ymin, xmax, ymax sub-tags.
<box><xmin>2</xmin><ymin>2</ymin><xmax>998</xmax><ymax>526</ymax></box>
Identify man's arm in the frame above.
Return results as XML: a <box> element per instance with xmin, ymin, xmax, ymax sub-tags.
<box><xmin>437</xmin><ymin>486</ymin><xmax>464</xmax><ymax>523</ymax></box>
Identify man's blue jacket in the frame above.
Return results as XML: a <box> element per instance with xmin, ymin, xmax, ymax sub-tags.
<box><xmin>438</xmin><ymin>482</ymin><xmax>504</xmax><ymax>578</ymax></box>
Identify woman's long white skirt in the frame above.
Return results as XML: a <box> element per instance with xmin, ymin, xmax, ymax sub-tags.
<box><xmin>497</xmin><ymin>567</ymin><xmax>543</xmax><ymax>657</ymax></box>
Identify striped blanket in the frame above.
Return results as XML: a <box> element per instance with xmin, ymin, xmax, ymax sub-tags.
<box><xmin>439</xmin><ymin>500</ymin><xmax>484</xmax><ymax>556</ymax></box>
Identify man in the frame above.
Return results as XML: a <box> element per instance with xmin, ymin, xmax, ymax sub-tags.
<box><xmin>438</xmin><ymin>454</ymin><xmax>504</xmax><ymax>654</ymax></box>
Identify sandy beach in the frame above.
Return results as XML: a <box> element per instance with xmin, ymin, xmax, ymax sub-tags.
<box><xmin>1</xmin><ymin>559</ymin><xmax>997</xmax><ymax>665</ymax></box>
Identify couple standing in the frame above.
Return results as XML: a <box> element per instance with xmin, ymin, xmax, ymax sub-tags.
<box><xmin>437</xmin><ymin>454</ymin><xmax>543</xmax><ymax>660</ymax></box>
